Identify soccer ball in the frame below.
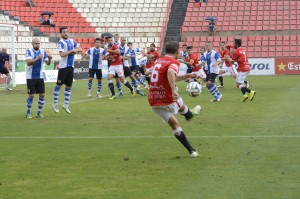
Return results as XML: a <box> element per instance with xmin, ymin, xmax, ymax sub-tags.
<box><xmin>186</xmin><ymin>82</ymin><xmax>202</xmax><ymax>97</ymax></box>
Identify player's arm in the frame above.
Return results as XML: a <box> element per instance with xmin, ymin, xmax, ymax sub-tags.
<box><xmin>182</xmin><ymin>59</ymin><xmax>194</xmax><ymax>66</ymax></box>
<box><xmin>212</xmin><ymin>53</ymin><xmax>222</xmax><ymax>67</ymax></box>
<box><xmin>106</xmin><ymin>48</ymin><xmax>120</xmax><ymax>54</ymax></box>
<box><xmin>26</xmin><ymin>50</ymin><xmax>43</xmax><ymax>66</ymax></box>
<box><xmin>44</xmin><ymin>51</ymin><xmax>52</xmax><ymax>65</ymax></box>
<box><xmin>167</xmin><ymin>69</ymin><xmax>179</xmax><ymax>101</ymax></box>
<box><xmin>228</xmin><ymin>51</ymin><xmax>237</xmax><ymax>64</ymax></box>
<box><xmin>175</xmin><ymin>73</ymin><xmax>197</xmax><ymax>82</ymax></box>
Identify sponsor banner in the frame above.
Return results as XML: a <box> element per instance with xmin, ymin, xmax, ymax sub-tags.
<box><xmin>179</xmin><ymin>58</ymin><xmax>275</xmax><ymax>76</ymax></box>
<box><xmin>15</xmin><ymin>70</ymin><xmax>58</xmax><ymax>84</ymax></box>
<box><xmin>275</xmin><ymin>58</ymin><xmax>300</xmax><ymax>75</ymax></box>
<box><xmin>233</xmin><ymin>58</ymin><xmax>275</xmax><ymax>75</ymax></box>
<box><xmin>73</xmin><ymin>60</ymin><xmax>109</xmax><ymax>80</ymax></box>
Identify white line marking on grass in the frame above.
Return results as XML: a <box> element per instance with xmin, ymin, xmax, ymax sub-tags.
<box><xmin>0</xmin><ymin>135</ymin><xmax>299</xmax><ymax>139</ymax></box>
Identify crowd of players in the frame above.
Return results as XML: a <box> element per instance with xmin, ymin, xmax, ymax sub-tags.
<box><xmin>14</xmin><ymin>26</ymin><xmax>256</xmax><ymax>157</ymax></box>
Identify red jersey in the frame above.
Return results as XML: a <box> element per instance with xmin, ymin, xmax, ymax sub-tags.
<box><xmin>232</xmin><ymin>47</ymin><xmax>250</xmax><ymax>72</ymax></box>
<box><xmin>219</xmin><ymin>48</ymin><xmax>231</xmax><ymax>67</ymax></box>
<box><xmin>186</xmin><ymin>52</ymin><xmax>201</xmax><ymax>72</ymax></box>
<box><xmin>109</xmin><ymin>44</ymin><xmax>122</xmax><ymax>66</ymax></box>
<box><xmin>148</xmin><ymin>56</ymin><xmax>180</xmax><ymax>106</ymax></box>
<box><xmin>146</xmin><ymin>50</ymin><xmax>160</xmax><ymax>69</ymax></box>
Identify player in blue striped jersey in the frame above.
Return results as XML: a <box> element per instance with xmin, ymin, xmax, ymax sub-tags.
<box><xmin>25</xmin><ymin>38</ymin><xmax>52</xmax><ymax>119</ymax></box>
<box><xmin>119</xmin><ymin>37</ymin><xmax>144</xmax><ymax>96</ymax></box>
<box><xmin>81</xmin><ymin>38</ymin><xmax>107</xmax><ymax>98</ymax></box>
<box><xmin>127</xmin><ymin>42</ymin><xmax>146</xmax><ymax>90</ymax></box>
<box><xmin>53</xmin><ymin>27</ymin><xmax>82</xmax><ymax>114</ymax></box>
<box><xmin>199</xmin><ymin>42</ymin><xmax>223</xmax><ymax>102</ymax></box>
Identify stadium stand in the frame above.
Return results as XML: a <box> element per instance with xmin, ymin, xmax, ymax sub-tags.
<box><xmin>0</xmin><ymin>0</ymin><xmax>172</xmax><ymax>60</ymax></box>
<box><xmin>180</xmin><ymin>0</ymin><xmax>299</xmax><ymax>58</ymax></box>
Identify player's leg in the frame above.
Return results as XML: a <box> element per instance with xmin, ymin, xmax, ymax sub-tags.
<box><xmin>151</xmin><ymin>103</ymin><xmax>198</xmax><ymax>157</ymax></box>
<box><xmin>236</xmin><ymin>72</ymin><xmax>256</xmax><ymax>102</ymax></box>
<box><xmin>62</xmin><ymin>68</ymin><xmax>74</xmax><ymax>114</ymax></box>
<box><xmin>5</xmin><ymin>72</ymin><xmax>12</xmax><ymax>91</ymax></box>
<box><xmin>36</xmin><ymin>79</ymin><xmax>45</xmax><ymax>118</ymax></box>
<box><xmin>206</xmin><ymin>73</ymin><xmax>222</xmax><ymax>102</ymax></box>
<box><xmin>96</xmin><ymin>69</ymin><xmax>103</xmax><ymax>98</ymax></box>
<box><xmin>118</xmin><ymin>66</ymin><xmax>135</xmax><ymax>96</ymax></box>
<box><xmin>87</xmin><ymin>69</ymin><xmax>94</xmax><ymax>97</ymax></box>
<box><xmin>218</xmin><ymin>73</ymin><xmax>224</xmax><ymax>88</ymax></box>
<box><xmin>128</xmin><ymin>70</ymin><xmax>144</xmax><ymax>96</ymax></box>
<box><xmin>0</xmin><ymin>66</ymin><xmax>12</xmax><ymax>90</ymax></box>
<box><xmin>25</xmin><ymin>79</ymin><xmax>35</xmax><ymax>118</ymax></box>
<box><xmin>107</xmin><ymin>67</ymin><xmax>116</xmax><ymax>99</ymax></box>
<box><xmin>53</xmin><ymin>68</ymin><xmax>64</xmax><ymax>113</ymax></box>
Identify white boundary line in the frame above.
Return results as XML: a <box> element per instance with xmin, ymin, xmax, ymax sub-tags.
<box><xmin>0</xmin><ymin>135</ymin><xmax>299</xmax><ymax>139</ymax></box>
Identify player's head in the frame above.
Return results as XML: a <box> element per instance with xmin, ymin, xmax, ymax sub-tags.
<box><xmin>234</xmin><ymin>39</ymin><xmax>242</xmax><ymax>49</ymax></box>
<box><xmin>165</xmin><ymin>42</ymin><xmax>179</xmax><ymax>58</ymax></box>
<box><xmin>60</xmin><ymin>27</ymin><xmax>68</xmax><ymax>39</ymax></box>
<box><xmin>32</xmin><ymin>38</ymin><xmax>40</xmax><ymax>51</ymax></box>
<box><xmin>2</xmin><ymin>48</ymin><xmax>7</xmax><ymax>55</ymax></box>
<box><xmin>200</xmin><ymin>47</ymin><xmax>206</xmax><ymax>55</ymax></box>
<box><xmin>150</xmin><ymin>43</ymin><xmax>156</xmax><ymax>52</ymax></box>
<box><xmin>95</xmin><ymin>38</ymin><xmax>101</xmax><ymax>48</ymax></box>
<box><xmin>127</xmin><ymin>42</ymin><xmax>133</xmax><ymax>49</ymax></box>
<box><xmin>114</xmin><ymin>34</ymin><xmax>119</xmax><ymax>42</ymax></box>
<box><xmin>106</xmin><ymin>36</ymin><xmax>113</xmax><ymax>46</ymax></box>
<box><xmin>220</xmin><ymin>41</ymin><xmax>226</xmax><ymax>50</ymax></box>
<box><xmin>206</xmin><ymin>42</ymin><xmax>213</xmax><ymax>52</ymax></box>
<box><xmin>120</xmin><ymin>37</ymin><xmax>126</xmax><ymax>46</ymax></box>
<box><xmin>182</xmin><ymin>44</ymin><xmax>187</xmax><ymax>52</ymax></box>
<box><xmin>186</xmin><ymin>46</ymin><xmax>193</xmax><ymax>55</ymax></box>
<box><xmin>100</xmin><ymin>38</ymin><xmax>105</xmax><ymax>48</ymax></box>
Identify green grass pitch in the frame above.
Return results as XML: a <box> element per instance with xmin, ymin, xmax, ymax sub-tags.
<box><xmin>0</xmin><ymin>75</ymin><xmax>299</xmax><ymax>199</ymax></box>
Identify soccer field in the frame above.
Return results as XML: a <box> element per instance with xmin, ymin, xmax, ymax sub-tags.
<box><xmin>0</xmin><ymin>75</ymin><xmax>299</xmax><ymax>199</ymax></box>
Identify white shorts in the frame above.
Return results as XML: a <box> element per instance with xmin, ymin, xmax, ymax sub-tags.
<box><xmin>151</xmin><ymin>97</ymin><xmax>184</xmax><ymax>122</ymax></box>
<box><xmin>108</xmin><ymin>65</ymin><xmax>124</xmax><ymax>77</ymax></box>
<box><xmin>220</xmin><ymin>65</ymin><xmax>237</xmax><ymax>76</ymax></box>
<box><xmin>236</xmin><ymin>71</ymin><xmax>250</xmax><ymax>84</ymax></box>
<box><xmin>193</xmin><ymin>69</ymin><xmax>206</xmax><ymax>80</ymax></box>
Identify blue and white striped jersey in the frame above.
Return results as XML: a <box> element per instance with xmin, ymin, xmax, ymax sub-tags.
<box><xmin>204</xmin><ymin>50</ymin><xmax>221</xmax><ymax>74</ymax></box>
<box><xmin>119</xmin><ymin>45</ymin><xmax>129</xmax><ymax>67</ymax></box>
<box><xmin>126</xmin><ymin>48</ymin><xmax>141</xmax><ymax>66</ymax></box>
<box><xmin>180</xmin><ymin>51</ymin><xmax>189</xmax><ymax>60</ymax></box>
<box><xmin>57</xmin><ymin>38</ymin><xmax>79</xmax><ymax>69</ymax></box>
<box><xmin>86</xmin><ymin>47</ymin><xmax>107</xmax><ymax>69</ymax></box>
<box><xmin>25</xmin><ymin>48</ymin><xmax>48</xmax><ymax>79</ymax></box>
<box><xmin>138</xmin><ymin>56</ymin><xmax>148</xmax><ymax>67</ymax></box>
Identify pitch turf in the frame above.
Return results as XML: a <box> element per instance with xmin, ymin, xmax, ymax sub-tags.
<box><xmin>0</xmin><ymin>75</ymin><xmax>299</xmax><ymax>199</ymax></box>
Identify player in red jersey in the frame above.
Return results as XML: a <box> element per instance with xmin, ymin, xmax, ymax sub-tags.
<box><xmin>217</xmin><ymin>41</ymin><xmax>237</xmax><ymax>88</ymax></box>
<box><xmin>148</xmin><ymin>42</ymin><xmax>201</xmax><ymax>158</ymax></box>
<box><xmin>180</xmin><ymin>46</ymin><xmax>206</xmax><ymax>83</ymax></box>
<box><xmin>105</xmin><ymin>36</ymin><xmax>135</xmax><ymax>99</ymax></box>
<box><xmin>144</xmin><ymin>43</ymin><xmax>160</xmax><ymax>87</ymax></box>
<box><xmin>229</xmin><ymin>39</ymin><xmax>256</xmax><ymax>102</ymax></box>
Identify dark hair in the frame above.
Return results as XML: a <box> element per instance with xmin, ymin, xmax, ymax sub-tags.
<box><xmin>182</xmin><ymin>44</ymin><xmax>187</xmax><ymax>47</ymax></box>
<box><xmin>165</xmin><ymin>42</ymin><xmax>179</xmax><ymax>54</ymax></box>
<box><xmin>150</xmin><ymin>43</ymin><xmax>156</xmax><ymax>47</ymax></box>
<box><xmin>114</xmin><ymin>34</ymin><xmax>119</xmax><ymax>37</ymax></box>
<box><xmin>59</xmin><ymin>26</ymin><xmax>67</xmax><ymax>33</ymax></box>
<box><xmin>220</xmin><ymin>41</ymin><xmax>226</xmax><ymax>44</ymax></box>
<box><xmin>234</xmin><ymin>39</ymin><xmax>242</xmax><ymax>47</ymax></box>
<box><xmin>127</xmin><ymin>42</ymin><xmax>132</xmax><ymax>45</ymax></box>
<box><xmin>106</xmin><ymin>36</ymin><xmax>112</xmax><ymax>40</ymax></box>
<box><xmin>186</xmin><ymin>46</ymin><xmax>193</xmax><ymax>50</ymax></box>
<box><xmin>95</xmin><ymin>38</ymin><xmax>101</xmax><ymax>42</ymax></box>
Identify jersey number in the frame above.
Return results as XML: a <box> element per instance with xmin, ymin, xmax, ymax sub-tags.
<box><xmin>151</xmin><ymin>64</ymin><xmax>162</xmax><ymax>83</ymax></box>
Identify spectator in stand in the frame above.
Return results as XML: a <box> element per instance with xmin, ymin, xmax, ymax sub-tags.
<box><xmin>26</xmin><ymin>0</ymin><xmax>35</xmax><ymax>7</ymax></box>
<box><xmin>208</xmin><ymin>20</ymin><xmax>216</xmax><ymax>36</ymax></box>
<box><xmin>39</xmin><ymin>15</ymin><xmax>55</xmax><ymax>27</ymax></box>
